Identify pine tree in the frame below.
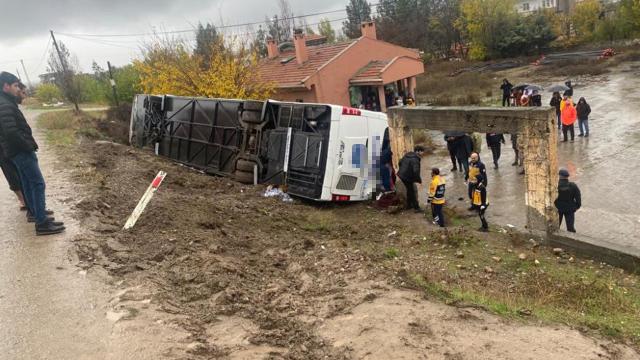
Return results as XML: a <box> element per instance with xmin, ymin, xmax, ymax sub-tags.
<box><xmin>343</xmin><ymin>0</ymin><xmax>372</xmax><ymax>38</ymax></box>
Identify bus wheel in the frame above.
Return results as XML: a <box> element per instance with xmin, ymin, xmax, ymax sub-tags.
<box><xmin>234</xmin><ymin>170</ymin><xmax>254</xmax><ymax>184</ymax></box>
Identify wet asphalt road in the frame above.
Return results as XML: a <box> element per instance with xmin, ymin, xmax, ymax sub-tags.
<box><xmin>419</xmin><ymin>64</ymin><xmax>640</xmax><ymax>255</ymax></box>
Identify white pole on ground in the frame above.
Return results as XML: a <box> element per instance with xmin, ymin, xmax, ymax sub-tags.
<box><xmin>123</xmin><ymin>171</ymin><xmax>167</xmax><ymax>230</ymax></box>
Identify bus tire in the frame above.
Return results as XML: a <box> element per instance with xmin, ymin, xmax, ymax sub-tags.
<box><xmin>234</xmin><ymin>170</ymin><xmax>254</xmax><ymax>184</ymax></box>
<box><xmin>236</xmin><ymin>159</ymin><xmax>256</xmax><ymax>172</ymax></box>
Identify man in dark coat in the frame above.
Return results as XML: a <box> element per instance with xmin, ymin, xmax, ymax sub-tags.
<box><xmin>0</xmin><ymin>71</ymin><xmax>64</xmax><ymax>235</ymax></box>
<box><xmin>398</xmin><ymin>145</ymin><xmax>425</xmax><ymax>212</ymax></box>
<box><xmin>554</xmin><ymin>169</ymin><xmax>581</xmax><ymax>233</ymax></box>
<box><xmin>550</xmin><ymin>92</ymin><xmax>562</xmax><ymax>130</ymax></box>
<box><xmin>576</xmin><ymin>97</ymin><xmax>591</xmax><ymax>137</ymax></box>
<box><xmin>563</xmin><ymin>80</ymin><xmax>573</xmax><ymax>97</ymax></box>
<box><xmin>500</xmin><ymin>79</ymin><xmax>513</xmax><ymax>107</ymax></box>
<box><xmin>444</xmin><ymin>131</ymin><xmax>464</xmax><ymax>172</ymax></box>
<box><xmin>486</xmin><ymin>133</ymin><xmax>505</xmax><ymax>169</ymax></box>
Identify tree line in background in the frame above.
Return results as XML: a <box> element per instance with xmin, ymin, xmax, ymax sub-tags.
<box><xmin>34</xmin><ymin>0</ymin><xmax>640</xmax><ymax>106</ymax></box>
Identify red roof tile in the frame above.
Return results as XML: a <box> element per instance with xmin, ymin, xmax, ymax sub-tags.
<box><xmin>258</xmin><ymin>41</ymin><xmax>355</xmax><ymax>88</ymax></box>
<box><xmin>350</xmin><ymin>60</ymin><xmax>390</xmax><ymax>83</ymax></box>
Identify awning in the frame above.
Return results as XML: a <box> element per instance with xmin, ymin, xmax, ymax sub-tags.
<box><xmin>349</xmin><ymin>56</ymin><xmax>425</xmax><ymax>86</ymax></box>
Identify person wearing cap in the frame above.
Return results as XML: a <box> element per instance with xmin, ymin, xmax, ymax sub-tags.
<box><xmin>427</xmin><ymin>167</ymin><xmax>446</xmax><ymax>227</ymax></box>
<box><xmin>466</xmin><ymin>152</ymin><xmax>487</xmax><ymax>210</ymax></box>
<box><xmin>471</xmin><ymin>173</ymin><xmax>489</xmax><ymax>232</ymax></box>
<box><xmin>554</xmin><ymin>169</ymin><xmax>581</xmax><ymax>233</ymax></box>
<box><xmin>0</xmin><ymin>71</ymin><xmax>64</xmax><ymax>235</ymax></box>
<box><xmin>398</xmin><ymin>145</ymin><xmax>425</xmax><ymax>213</ymax></box>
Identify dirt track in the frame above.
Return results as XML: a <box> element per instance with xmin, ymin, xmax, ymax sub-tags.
<box><xmin>61</xmin><ymin>136</ymin><xmax>639</xmax><ymax>359</ymax></box>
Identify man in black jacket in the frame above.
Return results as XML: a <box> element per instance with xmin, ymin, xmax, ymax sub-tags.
<box><xmin>554</xmin><ymin>169</ymin><xmax>581</xmax><ymax>233</ymax></box>
<box><xmin>500</xmin><ymin>79</ymin><xmax>513</xmax><ymax>107</ymax></box>
<box><xmin>398</xmin><ymin>145</ymin><xmax>425</xmax><ymax>212</ymax></box>
<box><xmin>486</xmin><ymin>133</ymin><xmax>505</xmax><ymax>169</ymax></box>
<box><xmin>0</xmin><ymin>72</ymin><xmax>64</xmax><ymax>235</ymax></box>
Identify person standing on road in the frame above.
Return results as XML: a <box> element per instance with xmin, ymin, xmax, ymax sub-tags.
<box><xmin>470</xmin><ymin>132</ymin><xmax>482</xmax><ymax>155</ymax></box>
<box><xmin>444</xmin><ymin>132</ymin><xmax>460</xmax><ymax>172</ymax></box>
<box><xmin>427</xmin><ymin>167</ymin><xmax>446</xmax><ymax>227</ymax></box>
<box><xmin>576</xmin><ymin>97</ymin><xmax>591</xmax><ymax>137</ymax></box>
<box><xmin>563</xmin><ymin>80</ymin><xmax>573</xmax><ymax>97</ymax></box>
<box><xmin>486</xmin><ymin>133</ymin><xmax>505</xmax><ymax>169</ymax></box>
<box><xmin>398</xmin><ymin>145</ymin><xmax>425</xmax><ymax>213</ymax></box>
<box><xmin>500</xmin><ymin>79</ymin><xmax>513</xmax><ymax>107</ymax></box>
<box><xmin>554</xmin><ymin>169</ymin><xmax>581</xmax><ymax>233</ymax></box>
<box><xmin>466</xmin><ymin>152</ymin><xmax>487</xmax><ymax>210</ymax></box>
<box><xmin>561</xmin><ymin>98</ymin><xmax>577</xmax><ymax>142</ymax></box>
<box><xmin>471</xmin><ymin>173</ymin><xmax>489</xmax><ymax>232</ymax></box>
<box><xmin>0</xmin><ymin>72</ymin><xmax>64</xmax><ymax>235</ymax></box>
<box><xmin>550</xmin><ymin>92</ymin><xmax>562</xmax><ymax>130</ymax></box>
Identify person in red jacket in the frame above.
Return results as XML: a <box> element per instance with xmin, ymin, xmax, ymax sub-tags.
<box><xmin>561</xmin><ymin>99</ymin><xmax>577</xmax><ymax>142</ymax></box>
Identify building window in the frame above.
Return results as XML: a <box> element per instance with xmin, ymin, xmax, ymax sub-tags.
<box><xmin>522</xmin><ymin>3</ymin><xmax>530</xmax><ymax>11</ymax></box>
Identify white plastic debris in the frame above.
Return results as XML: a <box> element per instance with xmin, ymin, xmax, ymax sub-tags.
<box><xmin>263</xmin><ymin>186</ymin><xmax>294</xmax><ymax>203</ymax></box>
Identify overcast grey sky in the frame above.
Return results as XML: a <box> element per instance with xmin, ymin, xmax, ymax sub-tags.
<box><xmin>0</xmin><ymin>0</ymin><xmax>348</xmax><ymax>83</ymax></box>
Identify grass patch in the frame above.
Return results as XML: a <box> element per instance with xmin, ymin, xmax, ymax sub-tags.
<box><xmin>536</xmin><ymin>58</ymin><xmax>610</xmax><ymax>77</ymax></box>
<box><xmin>37</xmin><ymin>109</ymin><xmax>121</xmax><ymax>147</ymax></box>
<box><xmin>384</xmin><ymin>247</ymin><xmax>400</xmax><ymax>259</ymax></box>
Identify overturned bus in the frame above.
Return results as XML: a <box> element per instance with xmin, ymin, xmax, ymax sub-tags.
<box><xmin>129</xmin><ymin>95</ymin><xmax>390</xmax><ymax>202</ymax></box>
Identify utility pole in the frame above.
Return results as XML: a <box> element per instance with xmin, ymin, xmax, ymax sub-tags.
<box><xmin>107</xmin><ymin>61</ymin><xmax>119</xmax><ymax>107</ymax></box>
<box><xmin>50</xmin><ymin>30</ymin><xmax>79</xmax><ymax>112</ymax></box>
<box><xmin>16</xmin><ymin>68</ymin><xmax>21</xmax><ymax>80</ymax></box>
<box><xmin>20</xmin><ymin>59</ymin><xmax>34</xmax><ymax>91</ymax></box>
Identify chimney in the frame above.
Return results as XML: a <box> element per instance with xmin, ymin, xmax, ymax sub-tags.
<box><xmin>361</xmin><ymin>21</ymin><xmax>377</xmax><ymax>40</ymax></box>
<box><xmin>267</xmin><ymin>37</ymin><xmax>279</xmax><ymax>59</ymax></box>
<box><xmin>293</xmin><ymin>29</ymin><xmax>308</xmax><ymax>64</ymax></box>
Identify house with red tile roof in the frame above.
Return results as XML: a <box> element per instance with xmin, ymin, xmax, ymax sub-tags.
<box><xmin>257</xmin><ymin>22</ymin><xmax>424</xmax><ymax>112</ymax></box>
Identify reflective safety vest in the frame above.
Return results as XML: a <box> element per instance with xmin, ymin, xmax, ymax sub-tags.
<box><xmin>472</xmin><ymin>188</ymin><xmax>488</xmax><ymax>207</ymax></box>
<box><xmin>428</xmin><ymin>175</ymin><xmax>446</xmax><ymax>205</ymax></box>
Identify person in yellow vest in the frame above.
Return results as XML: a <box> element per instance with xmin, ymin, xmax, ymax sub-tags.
<box><xmin>467</xmin><ymin>152</ymin><xmax>487</xmax><ymax>210</ymax></box>
<box><xmin>471</xmin><ymin>173</ymin><xmax>489</xmax><ymax>232</ymax></box>
<box><xmin>427</xmin><ymin>167</ymin><xmax>446</xmax><ymax>227</ymax></box>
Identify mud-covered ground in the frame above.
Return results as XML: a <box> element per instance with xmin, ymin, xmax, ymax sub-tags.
<box><xmin>52</xmin><ymin>135</ymin><xmax>640</xmax><ymax>359</ymax></box>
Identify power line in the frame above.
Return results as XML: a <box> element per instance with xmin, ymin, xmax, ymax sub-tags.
<box><xmin>52</xmin><ymin>3</ymin><xmax>381</xmax><ymax>39</ymax></box>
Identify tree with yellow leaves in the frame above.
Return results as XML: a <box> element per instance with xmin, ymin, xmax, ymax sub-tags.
<box><xmin>134</xmin><ymin>35</ymin><xmax>274</xmax><ymax>100</ymax></box>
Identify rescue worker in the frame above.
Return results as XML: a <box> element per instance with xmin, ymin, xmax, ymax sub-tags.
<box><xmin>398</xmin><ymin>145</ymin><xmax>424</xmax><ymax>212</ymax></box>
<box><xmin>486</xmin><ymin>133</ymin><xmax>505</xmax><ymax>169</ymax></box>
<box><xmin>427</xmin><ymin>167</ymin><xmax>446</xmax><ymax>227</ymax></box>
<box><xmin>467</xmin><ymin>152</ymin><xmax>487</xmax><ymax>210</ymax></box>
<box><xmin>554</xmin><ymin>169</ymin><xmax>581</xmax><ymax>233</ymax></box>
<box><xmin>471</xmin><ymin>173</ymin><xmax>489</xmax><ymax>232</ymax></box>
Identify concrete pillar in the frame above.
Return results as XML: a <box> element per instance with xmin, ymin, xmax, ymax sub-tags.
<box><xmin>378</xmin><ymin>86</ymin><xmax>387</xmax><ymax>113</ymax></box>
<box><xmin>408</xmin><ymin>76</ymin><xmax>416</xmax><ymax>99</ymax></box>
<box><xmin>522</xmin><ymin>111</ymin><xmax>559</xmax><ymax>235</ymax></box>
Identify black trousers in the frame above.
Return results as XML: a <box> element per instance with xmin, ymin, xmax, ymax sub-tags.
<box><xmin>559</xmin><ymin>211</ymin><xmax>576</xmax><ymax>232</ymax></box>
<box><xmin>448</xmin><ymin>148</ymin><xmax>457</xmax><ymax>169</ymax></box>
<box><xmin>489</xmin><ymin>144</ymin><xmax>501</xmax><ymax>166</ymax></box>
<box><xmin>502</xmin><ymin>95</ymin><xmax>511</xmax><ymax>107</ymax></box>
<box><xmin>562</xmin><ymin>124</ymin><xmax>574</xmax><ymax>141</ymax></box>
<box><xmin>0</xmin><ymin>157</ymin><xmax>22</xmax><ymax>191</ymax></box>
<box><xmin>479</xmin><ymin>207</ymin><xmax>488</xmax><ymax>229</ymax></box>
<box><xmin>431</xmin><ymin>203</ymin><xmax>445</xmax><ymax>227</ymax></box>
<box><xmin>402</xmin><ymin>179</ymin><xmax>420</xmax><ymax>210</ymax></box>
